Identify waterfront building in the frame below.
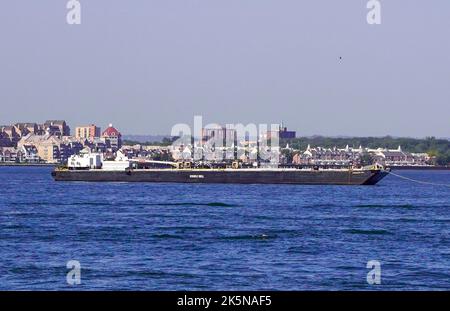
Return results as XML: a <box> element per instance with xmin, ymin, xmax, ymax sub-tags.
<box><xmin>290</xmin><ymin>144</ymin><xmax>430</xmax><ymax>167</ymax></box>
<box><xmin>293</xmin><ymin>145</ymin><xmax>361</xmax><ymax>166</ymax></box>
<box><xmin>371</xmin><ymin>146</ymin><xmax>427</xmax><ymax>166</ymax></box>
<box><xmin>34</xmin><ymin>136</ymin><xmax>61</xmax><ymax>163</ymax></box>
<box><xmin>20</xmin><ymin>145</ymin><xmax>41</xmax><ymax>163</ymax></box>
<box><xmin>17</xmin><ymin>133</ymin><xmax>82</xmax><ymax>164</ymax></box>
<box><xmin>75</xmin><ymin>124</ymin><xmax>101</xmax><ymax>140</ymax></box>
<box><xmin>0</xmin><ymin>147</ymin><xmax>22</xmax><ymax>163</ymax></box>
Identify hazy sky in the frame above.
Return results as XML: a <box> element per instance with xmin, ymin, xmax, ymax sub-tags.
<box><xmin>0</xmin><ymin>1</ymin><xmax>449</xmax><ymax>137</ymax></box>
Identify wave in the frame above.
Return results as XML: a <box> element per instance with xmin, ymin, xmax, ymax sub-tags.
<box><xmin>343</xmin><ymin>229</ymin><xmax>393</xmax><ymax>235</ymax></box>
<box><xmin>159</xmin><ymin>202</ymin><xmax>237</xmax><ymax>207</ymax></box>
<box><xmin>216</xmin><ymin>234</ymin><xmax>274</xmax><ymax>241</ymax></box>
<box><xmin>287</xmin><ymin>246</ymin><xmax>321</xmax><ymax>255</ymax></box>
<box><xmin>150</xmin><ymin>233</ymin><xmax>185</xmax><ymax>239</ymax></box>
<box><xmin>8</xmin><ymin>201</ymin><xmax>238</xmax><ymax>208</ymax></box>
<box><xmin>353</xmin><ymin>204</ymin><xmax>415</xmax><ymax>208</ymax></box>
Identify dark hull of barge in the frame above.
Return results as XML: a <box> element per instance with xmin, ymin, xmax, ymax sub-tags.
<box><xmin>52</xmin><ymin>168</ymin><xmax>389</xmax><ymax>185</ymax></box>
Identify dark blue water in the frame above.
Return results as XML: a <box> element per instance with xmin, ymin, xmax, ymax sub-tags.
<box><xmin>0</xmin><ymin>167</ymin><xmax>449</xmax><ymax>290</ymax></box>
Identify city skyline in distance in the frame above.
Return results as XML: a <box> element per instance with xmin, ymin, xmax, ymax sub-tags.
<box><xmin>1</xmin><ymin>118</ymin><xmax>449</xmax><ymax>141</ymax></box>
<box><xmin>1</xmin><ymin>1</ymin><xmax>449</xmax><ymax>137</ymax></box>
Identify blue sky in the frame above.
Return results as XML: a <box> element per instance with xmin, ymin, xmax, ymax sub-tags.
<box><xmin>0</xmin><ymin>1</ymin><xmax>449</xmax><ymax>137</ymax></box>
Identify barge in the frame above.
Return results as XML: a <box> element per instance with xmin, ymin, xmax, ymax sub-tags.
<box><xmin>51</xmin><ymin>152</ymin><xmax>389</xmax><ymax>185</ymax></box>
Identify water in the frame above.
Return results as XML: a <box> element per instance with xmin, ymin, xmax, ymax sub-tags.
<box><xmin>0</xmin><ymin>167</ymin><xmax>449</xmax><ymax>290</ymax></box>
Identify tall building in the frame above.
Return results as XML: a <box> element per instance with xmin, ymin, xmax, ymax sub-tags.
<box><xmin>279</xmin><ymin>127</ymin><xmax>296</xmax><ymax>139</ymax></box>
<box><xmin>102</xmin><ymin>124</ymin><xmax>122</xmax><ymax>150</ymax></box>
<box><xmin>75</xmin><ymin>125</ymin><xmax>101</xmax><ymax>140</ymax></box>
<box><xmin>264</xmin><ymin>125</ymin><xmax>296</xmax><ymax>141</ymax></box>
<box><xmin>201</xmin><ymin>127</ymin><xmax>236</xmax><ymax>146</ymax></box>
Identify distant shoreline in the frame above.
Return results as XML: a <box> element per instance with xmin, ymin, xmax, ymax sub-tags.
<box><xmin>0</xmin><ymin>163</ymin><xmax>449</xmax><ymax>171</ymax></box>
<box><xmin>0</xmin><ymin>163</ymin><xmax>56</xmax><ymax>167</ymax></box>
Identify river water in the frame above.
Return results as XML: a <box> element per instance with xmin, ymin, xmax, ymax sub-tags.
<box><xmin>0</xmin><ymin>167</ymin><xmax>449</xmax><ymax>290</ymax></box>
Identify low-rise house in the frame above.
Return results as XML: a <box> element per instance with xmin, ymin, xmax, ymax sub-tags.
<box><xmin>0</xmin><ymin>147</ymin><xmax>23</xmax><ymax>163</ymax></box>
<box><xmin>84</xmin><ymin>137</ymin><xmax>107</xmax><ymax>153</ymax></box>
<box><xmin>290</xmin><ymin>144</ymin><xmax>431</xmax><ymax>167</ymax></box>
<box><xmin>21</xmin><ymin>145</ymin><xmax>41</xmax><ymax>163</ymax></box>
<box><xmin>294</xmin><ymin>145</ymin><xmax>359</xmax><ymax>165</ymax></box>
<box><xmin>371</xmin><ymin>146</ymin><xmax>426</xmax><ymax>166</ymax></box>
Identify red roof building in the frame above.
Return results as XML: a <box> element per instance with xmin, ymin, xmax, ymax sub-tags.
<box><xmin>102</xmin><ymin>124</ymin><xmax>121</xmax><ymax>138</ymax></box>
<box><xmin>102</xmin><ymin>124</ymin><xmax>122</xmax><ymax>150</ymax></box>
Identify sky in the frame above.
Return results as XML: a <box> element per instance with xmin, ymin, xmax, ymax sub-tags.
<box><xmin>0</xmin><ymin>1</ymin><xmax>449</xmax><ymax>137</ymax></box>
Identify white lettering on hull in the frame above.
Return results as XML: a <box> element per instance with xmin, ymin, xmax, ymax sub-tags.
<box><xmin>189</xmin><ymin>175</ymin><xmax>204</xmax><ymax>179</ymax></box>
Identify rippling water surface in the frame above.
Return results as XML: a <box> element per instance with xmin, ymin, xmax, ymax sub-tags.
<box><xmin>0</xmin><ymin>167</ymin><xmax>449</xmax><ymax>290</ymax></box>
